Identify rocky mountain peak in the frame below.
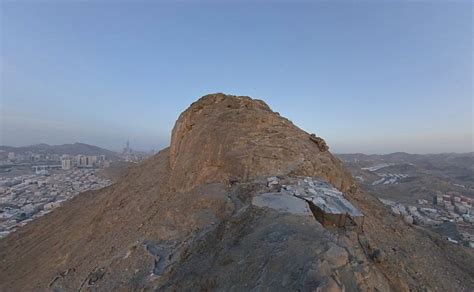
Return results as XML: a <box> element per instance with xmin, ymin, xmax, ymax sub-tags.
<box><xmin>169</xmin><ymin>93</ymin><xmax>353</xmax><ymax>192</ymax></box>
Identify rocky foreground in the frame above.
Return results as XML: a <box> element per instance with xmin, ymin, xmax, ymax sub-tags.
<box><xmin>1</xmin><ymin>94</ymin><xmax>473</xmax><ymax>291</ymax></box>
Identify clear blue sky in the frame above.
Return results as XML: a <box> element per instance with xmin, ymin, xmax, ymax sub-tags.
<box><xmin>1</xmin><ymin>1</ymin><xmax>472</xmax><ymax>153</ymax></box>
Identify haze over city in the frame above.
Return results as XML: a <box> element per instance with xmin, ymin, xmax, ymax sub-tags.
<box><xmin>1</xmin><ymin>1</ymin><xmax>472</xmax><ymax>153</ymax></box>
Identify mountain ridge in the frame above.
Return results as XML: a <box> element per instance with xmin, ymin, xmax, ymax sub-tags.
<box><xmin>0</xmin><ymin>93</ymin><xmax>473</xmax><ymax>291</ymax></box>
<box><xmin>0</xmin><ymin>142</ymin><xmax>119</xmax><ymax>158</ymax></box>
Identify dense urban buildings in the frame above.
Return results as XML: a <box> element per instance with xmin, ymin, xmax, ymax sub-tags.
<box><xmin>0</xmin><ymin>141</ymin><xmax>158</xmax><ymax>239</ymax></box>
<box><xmin>0</xmin><ymin>145</ymin><xmax>119</xmax><ymax>238</ymax></box>
<box><xmin>338</xmin><ymin>153</ymin><xmax>474</xmax><ymax>249</ymax></box>
<box><xmin>0</xmin><ymin>169</ymin><xmax>112</xmax><ymax>238</ymax></box>
<box><xmin>380</xmin><ymin>194</ymin><xmax>473</xmax><ymax>247</ymax></box>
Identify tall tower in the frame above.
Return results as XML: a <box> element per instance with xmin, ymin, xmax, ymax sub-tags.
<box><xmin>124</xmin><ymin>139</ymin><xmax>130</xmax><ymax>154</ymax></box>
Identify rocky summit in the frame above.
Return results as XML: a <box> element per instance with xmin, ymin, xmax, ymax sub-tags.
<box><xmin>1</xmin><ymin>93</ymin><xmax>473</xmax><ymax>291</ymax></box>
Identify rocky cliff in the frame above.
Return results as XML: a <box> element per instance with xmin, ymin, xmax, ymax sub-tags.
<box><xmin>1</xmin><ymin>94</ymin><xmax>473</xmax><ymax>291</ymax></box>
<box><xmin>169</xmin><ymin>94</ymin><xmax>353</xmax><ymax>192</ymax></box>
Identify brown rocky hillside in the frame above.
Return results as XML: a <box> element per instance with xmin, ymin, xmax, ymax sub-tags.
<box><xmin>1</xmin><ymin>93</ymin><xmax>473</xmax><ymax>291</ymax></box>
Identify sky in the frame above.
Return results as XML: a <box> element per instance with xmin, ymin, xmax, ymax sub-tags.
<box><xmin>1</xmin><ymin>0</ymin><xmax>472</xmax><ymax>154</ymax></box>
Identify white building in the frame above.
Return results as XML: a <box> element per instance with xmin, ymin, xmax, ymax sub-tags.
<box><xmin>61</xmin><ymin>158</ymin><xmax>72</xmax><ymax>170</ymax></box>
<box><xmin>79</xmin><ymin>156</ymin><xmax>88</xmax><ymax>167</ymax></box>
<box><xmin>86</xmin><ymin>156</ymin><xmax>97</xmax><ymax>167</ymax></box>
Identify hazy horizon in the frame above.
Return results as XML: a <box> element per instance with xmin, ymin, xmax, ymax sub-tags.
<box><xmin>1</xmin><ymin>1</ymin><xmax>472</xmax><ymax>154</ymax></box>
<box><xmin>1</xmin><ymin>138</ymin><xmax>473</xmax><ymax>156</ymax></box>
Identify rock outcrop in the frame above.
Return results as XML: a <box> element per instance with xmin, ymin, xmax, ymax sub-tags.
<box><xmin>169</xmin><ymin>93</ymin><xmax>352</xmax><ymax>192</ymax></box>
<box><xmin>1</xmin><ymin>93</ymin><xmax>473</xmax><ymax>291</ymax></box>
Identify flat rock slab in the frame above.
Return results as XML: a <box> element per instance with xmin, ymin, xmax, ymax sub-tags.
<box><xmin>286</xmin><ymin>177</ymin><xmax>363</xmax><ymax>218</ymax></box>
<box><xmin>252</xmin><ymin>192</ymin><xmax>312</xmax><ymax>216</ymax></box>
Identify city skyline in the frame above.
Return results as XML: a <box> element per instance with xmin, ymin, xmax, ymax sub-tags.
<box><xmin>1</xmin><ymin>1</ymin><xmax>472</xmax><ymax>154</ymax></box>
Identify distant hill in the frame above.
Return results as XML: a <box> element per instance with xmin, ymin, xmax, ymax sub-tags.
<box><xmin>0</xmin><ymin>143</ymin><xmax>119</xmax><ymax>159</ymax></box>
<box><xmin>337</xmin><ymin>152</ymin><xmax>474</xmax><ymax>170</ymax></box>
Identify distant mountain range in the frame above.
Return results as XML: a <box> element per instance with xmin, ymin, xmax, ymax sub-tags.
<box><xmin>0</xmin><ymin>143</ymin><xmax>119</xmax><ymax>158</ymax></box>
<box><xmin>337</xmin><ymin>151</ymin><xmax>474</xmax><ymax>160</ymax></box>
<box><xmin>337</xmin><ymin>152</ymin><xmax>474</xmax><ymax>170</ymax></box>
